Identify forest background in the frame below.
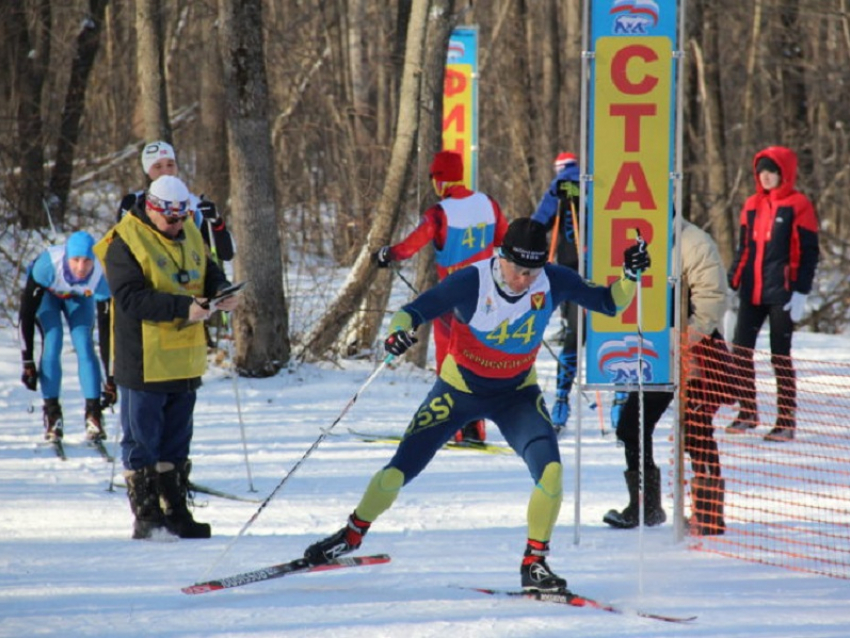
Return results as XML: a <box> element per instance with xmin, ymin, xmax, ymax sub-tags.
<box><xmin>2</xmin><ymin>0</ymin><xmax>849</xmax><ymax>377</ymax></box>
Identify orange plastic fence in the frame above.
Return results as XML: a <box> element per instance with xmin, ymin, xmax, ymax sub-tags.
<box><xmin>677</xmin><ymin>334</ymin><xmax>850</xmax><ymax>580</ymax></box>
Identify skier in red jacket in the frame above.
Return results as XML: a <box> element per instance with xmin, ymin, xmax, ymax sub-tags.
<box><xmin>727</xmin><ymin>146</ymin><xmax>819</xmax><ymax>442</ymax></box>
<box><xmin>372</xmin><ymin>150</ymin><xmax>508</xmax><ymax>442</ymax></box>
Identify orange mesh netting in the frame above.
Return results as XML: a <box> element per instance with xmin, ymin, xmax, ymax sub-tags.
<box><xmin>677</xmin><ymin>332</ymin><xmax>850</xmax><ymax>580</ymax></box>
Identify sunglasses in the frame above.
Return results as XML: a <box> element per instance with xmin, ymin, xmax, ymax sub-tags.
<box><xmin>146</xmin><ymin>193</ymin><xmax>189</xmax><ymax>223</ymax></box>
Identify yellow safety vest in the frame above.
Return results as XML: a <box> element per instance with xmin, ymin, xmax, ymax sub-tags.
<box><xmin>95</xmin><ymin>215</ymin><xmax>208</xmax><ymax>382</ymax></box>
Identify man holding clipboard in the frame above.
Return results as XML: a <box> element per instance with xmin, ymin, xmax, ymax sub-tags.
<box><xmin>95</xmin><ymin>175</ymin><xmax>242</xmax><ymax>541</ymax></box>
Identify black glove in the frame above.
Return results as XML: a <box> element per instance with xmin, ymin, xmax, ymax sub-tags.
<box><xmin>197</xmin><ymin>199</ymin><xmax>220</xmax><ymax>224</ymax></box>
<box><xmin>118</xmin><ymin>193</ymin><xmax>138</xmax><ymax>219</ymax></box>
<box><xmin>372</xmin><ymin>246</ymin><xmax>393</xmax><ymax>268</ymax></box>
<box><xmin>101</xmin><ymin>376</ymin><xmax>118</xmax><ymax>409</ymax></box>
<box><xmin>384</xmin><ymin>330</ymin><xmax>417</xmax><ymax>356</ymax></box>
<box><xmin>21</xmin><ymin>361</ymin><xmax>37</xmax><ymax>391</ymax></box>
<box><xmin>623</xmin><ymin>240</ymin><xmax>650</xmax><ymax>281</ymax></box>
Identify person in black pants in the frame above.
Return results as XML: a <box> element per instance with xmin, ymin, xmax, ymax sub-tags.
<box><xmin>727</xmin><ymin>147</ymin><xmax>819</xmax><ymax>442</ymax></box>
<box><xmin>604</xmin><ymin>219</ymin><xmax>729</xmax><ymax>530</ymax></box>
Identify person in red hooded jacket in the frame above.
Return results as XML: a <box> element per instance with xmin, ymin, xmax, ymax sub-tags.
<box><xmin>726</xmin><ymin>146</ymin><xmax>819</xmax><ymax>442</ymax></box>
<box><xmin>372</xmin><ymin>150</ymin><xmax>508</xmax><ymax>443</ymax></box>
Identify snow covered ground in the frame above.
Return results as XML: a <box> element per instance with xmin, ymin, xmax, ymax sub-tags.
<box><xmin>2</xmin><ymin>308</ymin><xmax>850</xmax><ymax>637</ymax></box>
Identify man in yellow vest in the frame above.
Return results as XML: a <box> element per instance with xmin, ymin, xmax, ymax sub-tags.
<box><xmin>95</xmin><ymin>175</ymin><xmax>240</xmax><ymax>540</ymax></box>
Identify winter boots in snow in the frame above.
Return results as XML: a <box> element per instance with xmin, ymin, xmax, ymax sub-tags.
<box><xmin>688</xmin><ymin>475</ymin><xmax>725</xmax><ymax>536</ymax></box>
<box><xmin>126</xmin><ymin>460</ymin><xmax>210</xmax><ymax>540</ymax></box>
<box><xmin>84</xmin><ymin>398</ymin><xmax>106</xmax><ymax>441</ymax></box>
<box><xmin>603</xmin><ymin>467</ymin><xmax>667</xmax><ymax>529</ymax></box>
<box><xmin>126</xmin><ymin>466</ymin><xmax>174</xmax><ymax>540</ymax></box>
<box><xmin>43</xmin><ymin>398</ymin><xmax>63</xmax><ymax>442</ymax></box>
<box><xmin>520</xmin><ymin>540</ymin><xmax>567</xmax><ymax>592</ymax></box>
<box><xmin>764</xmin><ymin>404</ymin><xmax>796</xmax><ymax>441</ymax></box>
<box><xmin>726</xmin><ymin>405</ymin><xmax>757</xmax><ymax>433</ymax></box>
<box><xmin>157</xmin><ymin>461</ymin><xmax>211</xmax><ymax>539</ymax></box>
<box><xmin>304</xmin><ymin>512</ymin><xmax>371</xmax><ymax>564</ymax></box>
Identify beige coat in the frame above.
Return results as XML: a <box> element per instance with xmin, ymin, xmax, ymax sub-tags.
<box><xmin>681</xmin><ymin>219</ymin><xmax>728</xmax><ymax>338</ymax></box>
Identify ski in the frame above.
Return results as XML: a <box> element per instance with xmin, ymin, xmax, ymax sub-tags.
<box><xmin>348</xmin><ymin>429</ymin><xmax>513</xmax><ymax>456</ymax></box>
<box><xmin>188</xmin><ymin>482</ymin><xmax>262</xmax><ymax>503</ymax></box>
<box><xmin>114</xmin><ymin>480</ymin><xmax>262</xmax><ymax>503</ymax></box>
<box><xmin>461</xmin><ymin>587</ymin><xmax>697</xmax><ymax>623</ymax></box>
<box><xmin>50</xmin><ymin>439</ymin><xmax>67</xmax><ymax>460</ymax></box>
<box><xmin>87</xmin><ymin>439</ymin><xmax>114</xmax><ymax>462</ymax></box>
<box><xmin>181</xmin><ymin>554</ymin><xmax>391</xmax><ymax>595</ymax></box>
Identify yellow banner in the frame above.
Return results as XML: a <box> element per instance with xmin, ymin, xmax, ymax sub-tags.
<box><xmin>591</xmin><ymin>36</ymin><xmax>671</xmax><ymax>333</ymax></box>
<box><xmin>443</xmin><ymin>64</ymin><xmax>474</xmax><ymax>190</ymax></box>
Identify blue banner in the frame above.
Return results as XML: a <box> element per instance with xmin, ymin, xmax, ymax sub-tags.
<box><xmin>585</xmin><ymin>0</ymin><xmax>679</xmax><ymax>386</ymax></box>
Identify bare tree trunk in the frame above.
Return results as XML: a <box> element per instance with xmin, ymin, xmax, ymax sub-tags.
<box><xmin>302</xmin><ymin>0</ymin><xmax>431</xmax><ymax>360</ymax></box>
<box><xmin>48</xmin><ymin>0</ymin><xmax>110</xmax><ymax>221</ymax></box>
<box><xmin>135</xmin><ymin>0</ymin><xmax>171</xmax><ymax>141</ymax></box>
<box><xmin>347</xmin><ymin>0</ymin><xmax>369</xmax><ymax>146</ymax></box>
<box><xmin>10</xmin><ymin>1</ymin><xmax>50</xmax><ymax>230</ymax></box>
<box><xmin>196</xmin><ymin>5</ymin><xmax>229</xmax><ymax>209</ymax></box>
<box><xmin>690</xmin><ymin>1</ymin><xmax>735</xmax><ymax>266</ymax></box>
<box><xmin>778</xmin><ymin>0</ymin><xmax>812</xmax><ymax>174</ymax></box>
<box><xmin>562</xmin><ymin>0</ymin><xmax>582</xmax><ymax>147</ymax></box>
<box><xmin>540</xmin><ymin>0</ymin><xmax>560</xmax><ymax>164</ymax></box>
<box><xmin>738</xmin><ymin>0</ymin><xmax>762</xmax><ymax>168</ymax></box>
<box><xmin>408</xmin><ymin>0</ymin><xmax>456</xmax><ymax>369</ymax></box>
<box><xmin>500</xmin><ymin>0</ymin><xmax>538</xmax><ymax>215</ymax></box>
<box><xmin>218</xmin><ymin>0</ymin><xmax>290</xmax><ymax>375</ymax></box>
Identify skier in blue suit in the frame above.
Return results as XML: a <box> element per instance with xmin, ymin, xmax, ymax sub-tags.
<box><xmin>19</xmin><ymin>231</ymin><xmax>113</xmax><ymax>443</ymax></box>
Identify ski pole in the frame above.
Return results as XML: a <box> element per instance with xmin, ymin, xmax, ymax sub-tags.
<box><xmin>392</xmin><ymin>266</ymin><xmax>419</xmax><ymax>296</ymax></box>
<box><xmin>199</xmin><ymin>355</ymin><xmax>393</xmax><ymax>581</ymax></box>
<box><xmin>390</xmin><ymin>266</ymin><xmax>454</xmax><ymax>334</ymax></box>
<box><xmin>202</xmin><ymin>200</ymin><xmax>254</xmax><ymax>491</ymax></box>
<box><xmin>634</xmin><ymin>228</ymin><xmax>647</xmax><ymax>595</ymax></box>
<box><xmin>106</xmin><ymin>409</ymin><xmax>121</xmax><ymax>492</ymax></box>
<box><xmin>227</xmin><ymin>333</ymin><xmax>256</xmax><ymax>492</ymax></box>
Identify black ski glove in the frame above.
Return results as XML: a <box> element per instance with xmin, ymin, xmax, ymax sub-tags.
<box><xmin>372</xmin><ymin>246</ymin><xmax>393</xmax><ymax>268</ymax></box>
<box><xmin>198</xmin><ymin>199</ymin><xmax>221</xmax><ymax>224</ymax></box>
<box><xmin>101</xmin><ymin>376</ymin><xmax>118</xmax><ymax>409</ymax></box>
<box><xmin>384</xmin><ymin>330</ymin><xmax>417</xmax><ymax>356</ymax></box>
<box><xmin>623</xmin><ymin>240</ymin><xmax>650</xmax><ymax>281</ymax></box>
<box><xmin>21</xmin><ymin>361</ymin><xmax>37</xmax><ymax>391</ymax></box>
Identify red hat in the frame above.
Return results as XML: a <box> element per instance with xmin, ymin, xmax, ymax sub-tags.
<box><xmin>553</xmin><ymin>152</ymin><xmax>577</xmax><ymax>172</ymax></box>
<box><xmin>430</xmin><ymin>151</ymin><xmax>464</xmax><ymax>182</ymax></box>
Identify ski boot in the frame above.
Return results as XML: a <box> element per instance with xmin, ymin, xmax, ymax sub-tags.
<box><xmin>610</xmin><ymin>391</ymin><xmax>628</xmax><ymax>430</ymax></box>
<box><xmin>304</xmin><ymin>512</ymin><xmax>370</xmax><ymax>564</ymax></box>
<box><xmin>520</xmin><ymin>540</ymin><xmax>567</xmax><ymax>592</ymax></box>
<box><xmin>43</xmin><ymin>399</ymin><xmax>64</xmax><ymax>442</ymax></box>
<box><xmin>764</xmin><ymin>408</ymin><xmax>795</xmax><ymax>442</ymax></box>
<box><xmin>726</xmin><ymin>408</ymin><xmax>758</xmax><ymax>433</ymax></box>
<box><xmin>84</xmin><ymin>398</ymin><xmax>106</xmax><ymax>441</ymax></box>
<box><xmin>552</xmin><ymin>350</ymin><xmax>576</xmax><ymax>430</ymax></box>
<box><xmin>454</xmin><ymin>420</ymin><xmax>486</xmax><ymax>443</ymax></box>
<box><xmin>551</xmin><ymin>398</ymin><xmax>571</xmax><ymax>430</ymax></box>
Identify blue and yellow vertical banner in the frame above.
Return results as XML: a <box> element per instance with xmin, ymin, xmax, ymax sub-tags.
<box><xmin>585</xmin><ymin>0</ymin><xmax>678</xmax><ymax>385</ymax></box>
<box><xmin>443</xmin><ymin>27</ymin><xmax>479</xmax><ymax>190</ymax></box>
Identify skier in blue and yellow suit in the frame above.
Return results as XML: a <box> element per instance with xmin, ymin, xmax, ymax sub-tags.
<box><xmin>304</xmin><ymin>218</ymin><xmax>650</xmax><ymax>593</ymax></box>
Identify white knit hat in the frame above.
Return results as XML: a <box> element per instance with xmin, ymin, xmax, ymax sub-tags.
<box><xmin>147</xmin><ymin>175</ymin><xmax>190</xmax><ymax>208</ymax></box>
<box><xmin>140</xmin><ymin>141</ymin><xmax>176</xmax><ymax>175</ymax></box>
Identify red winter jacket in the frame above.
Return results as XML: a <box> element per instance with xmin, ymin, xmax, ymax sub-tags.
<box><xmin>728</xmin><ymin>146</ymin><xmax>819</xmax><ymax>306</ymax></box>
<box><xmin>387</xmin><ymin>185</ymin><xmax>508</xmax><ymax>281</ymax></box>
